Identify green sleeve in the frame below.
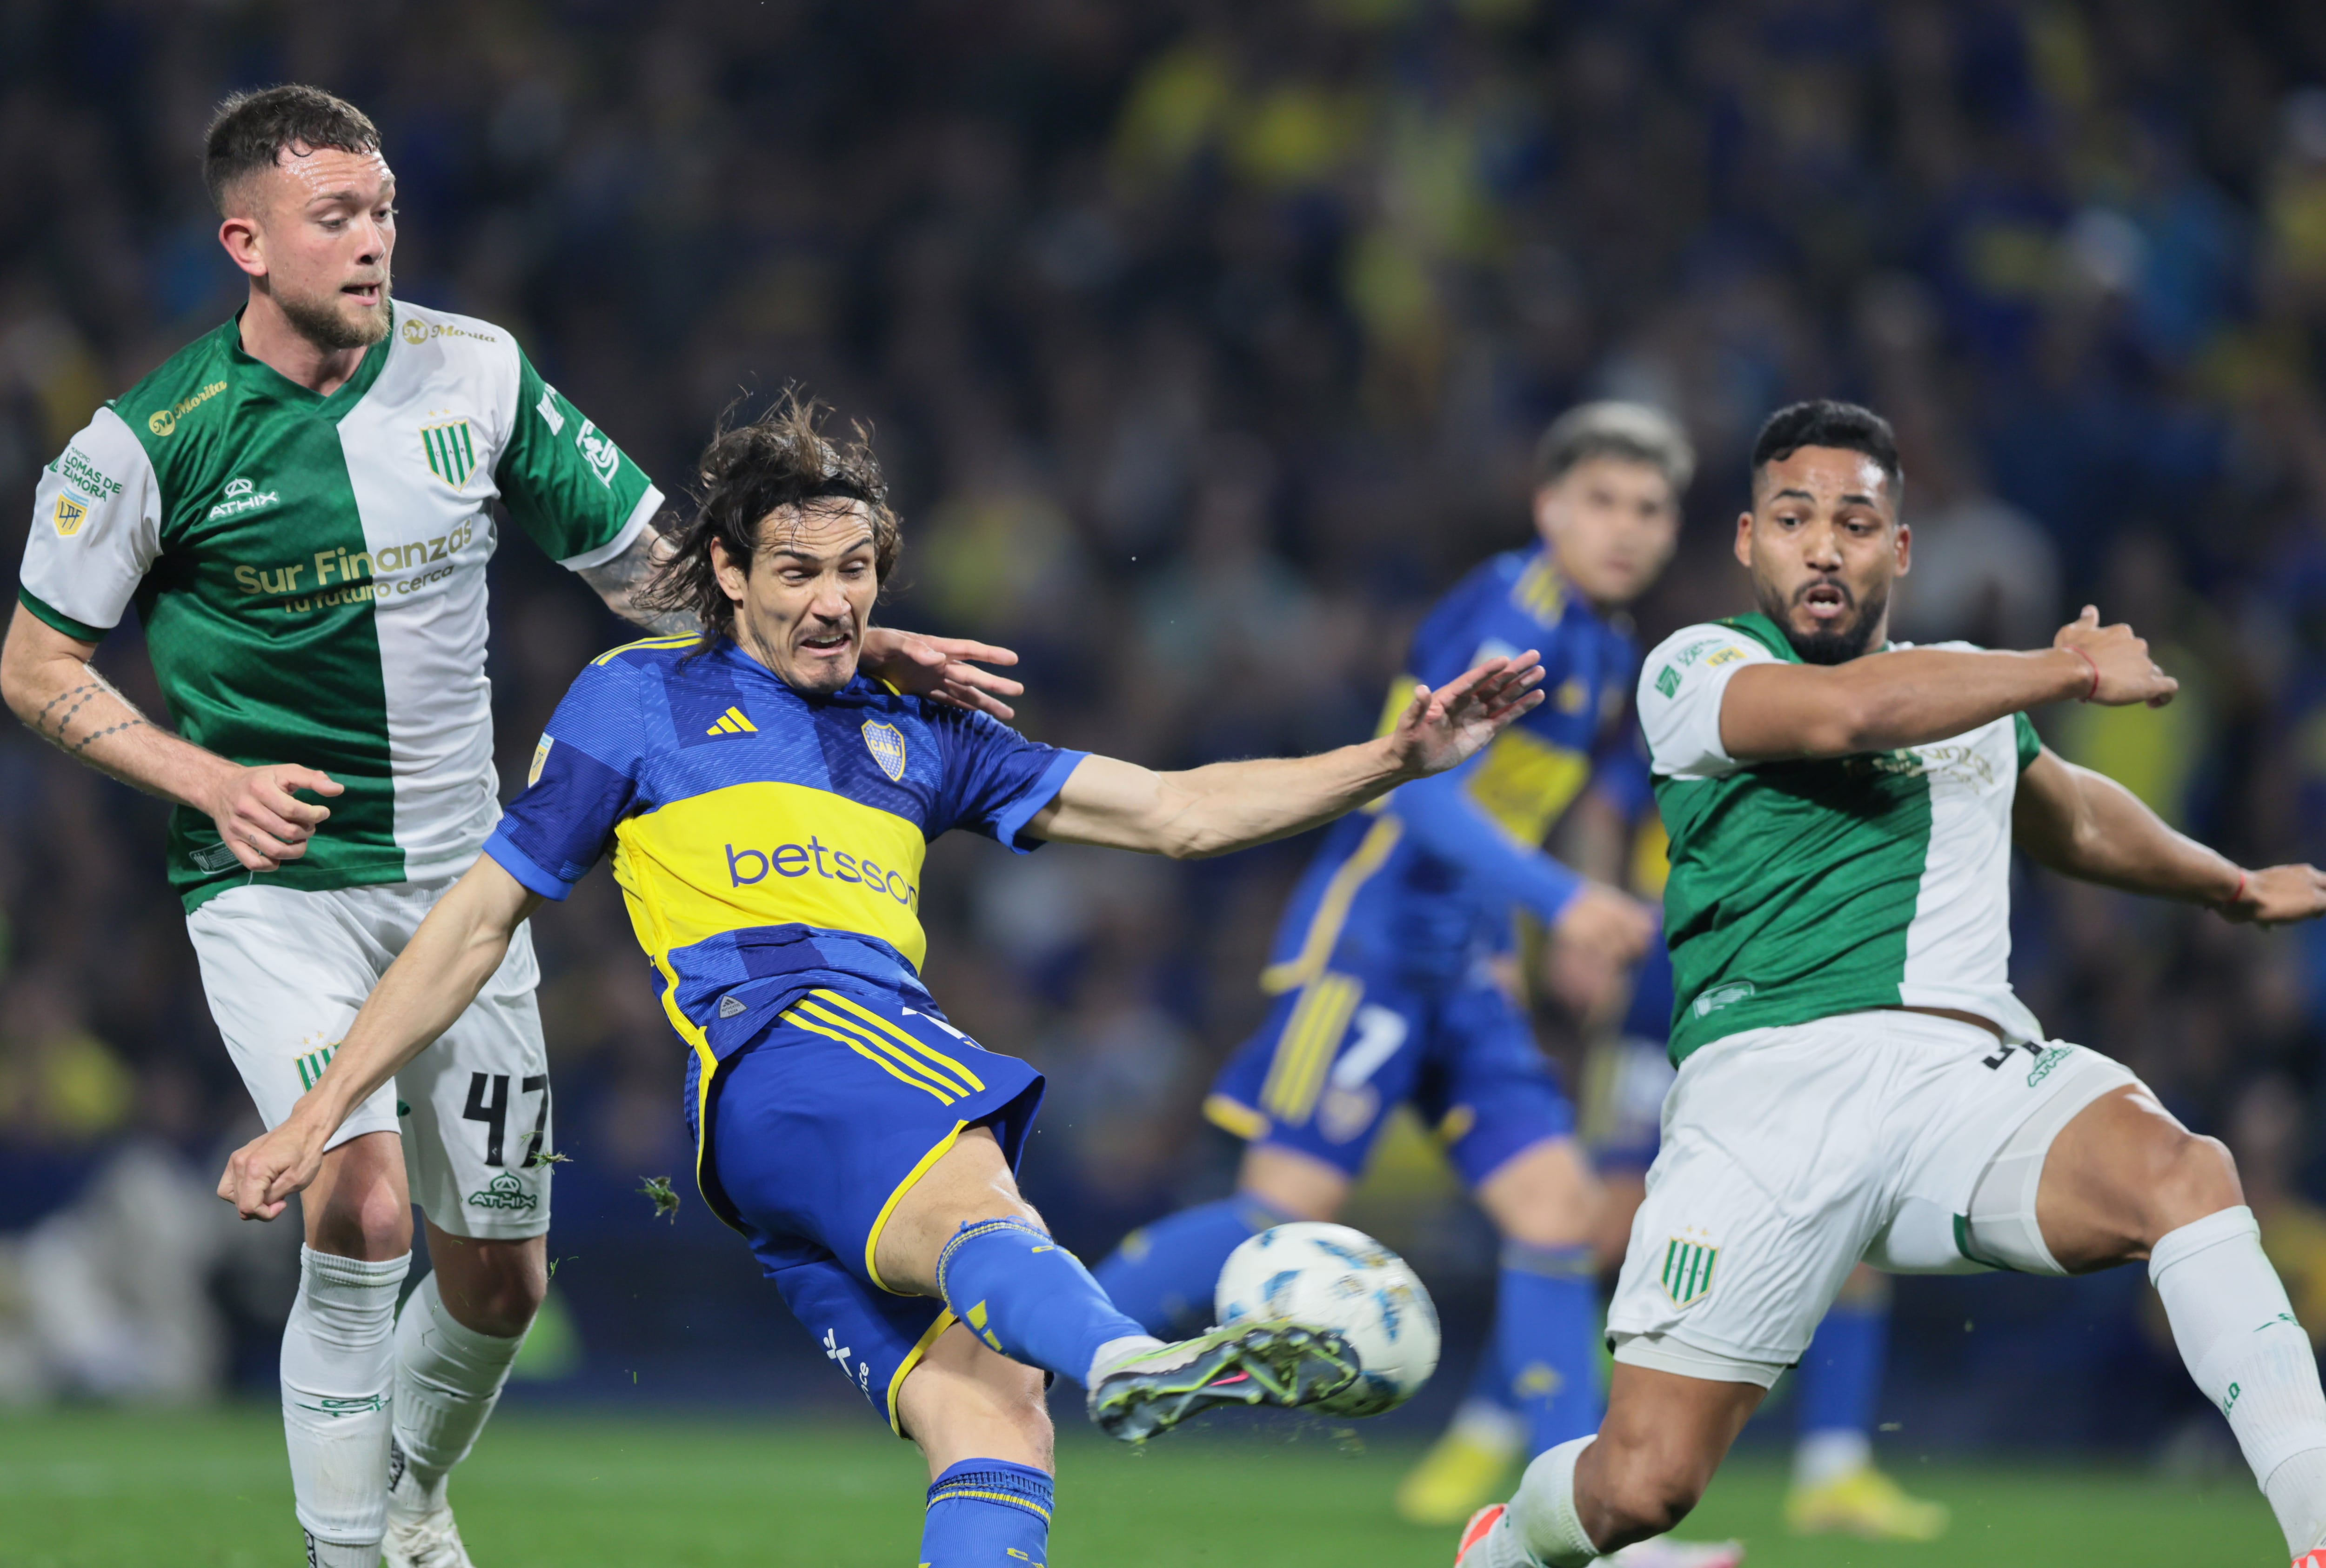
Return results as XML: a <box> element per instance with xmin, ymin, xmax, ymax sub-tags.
<box><xmin>2013</xmin><ymin>711</ymin><xmax>2041</xmax><ymax>773</ymax></box>
<box><xmin>495</xmin><ymin>350</ymin><xmax>661</xmax><ymax>567</ymax></box>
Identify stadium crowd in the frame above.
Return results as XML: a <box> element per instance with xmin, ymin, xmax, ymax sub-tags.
<box><xmin>4</xmin><ymin>0</ymin><xmax>2326</xmax><ymax>1456</ymax></box>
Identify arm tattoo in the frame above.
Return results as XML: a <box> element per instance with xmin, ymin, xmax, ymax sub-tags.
<box><xmin>31</xmin><ymin>665</ymin><xmax>156</xmax><ymax>778</ymax></box>
<box><xmin>579</xmin><ymin>530</ymin><xmax>699</xmax><ymax>636</ymax></box>
<box><xmin>68</xmin><ymin>717</ymin><xmax>149</xmax><ymax>755</ymax></box>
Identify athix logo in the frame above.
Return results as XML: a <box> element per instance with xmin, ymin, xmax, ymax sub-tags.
<box><xmin>467</xmin><ymin>1172</ymin><xmax>539</xmax><ymax>1212</ymax></box>
<box><xmin>861</xmin><ymin>720</ymin><xmax>907</xmax><ymax>781</ymax></box>
<box><xmin>208</xmin><ymin>476</ymin><xmax>281</xmax><ymax>520</ymax></box>
<box><xmin>725</xmin><ymin>835</ymin><xmax>917</xmax><ymax>909</ymax></box>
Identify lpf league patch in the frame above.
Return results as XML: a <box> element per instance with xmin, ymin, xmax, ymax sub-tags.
<box><xmin>528</xmin><ymin>735</ymin><xmax>553</xmax><ymax>786</ymax></box>
<box><xmin>861</xmin><ymin>720</ymin><xmax>907</xmax><ymax>782</ymax></box>
<box><xmin>1658</xmin><ymin>1232</ymin><xmax>1719</xmax><ymax>1309</ymax></box>
<box><xmin>51</xmin><ymin>494</ymin><xmax>89</xmax><ymax>536</ymax></box>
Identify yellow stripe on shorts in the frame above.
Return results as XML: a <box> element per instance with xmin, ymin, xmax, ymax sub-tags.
<box><xmin>795</xmin><ymin>998</ymin><xmax>972</xmax><ymax>1098</ymax></box>
<box><xmin>813</xmin><ymin>989</ymin><xmax>987</xmax><ymax>1093</ymax></box>
<box><xmin>1259</xmin><ymin>971</ymin><xmax>1363</xmax><ymax>1126</ymax></box>
<box><xmin>782</xmin><ymin>1007</ymin><xmax>958</xmax><ymax>1104</ymax></box>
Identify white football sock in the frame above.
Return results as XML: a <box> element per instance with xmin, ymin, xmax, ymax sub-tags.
<box><xmin>1503</xmin><ymin>1435</ymin><xmax>1601</xmax><ymax>1568</ymax></box>
<box><xmin>391</xmin><ymin>1271</ymin><xmax>530</xmax><ymax>1506</ymax></box>
<box><xmin>1793</xmin><ymin>1428</ymin><xmax>1872</xmax><ymax>1489</ymax></box>
<box><xmin>2150</xmin><ymin>1206</ymin><xmax>2326</xmax><ymax>1555</ymax></box>
<box><xmin>1085</xmin><ymin>1333</ymin><xmax>1167</xmax><ymax>1389</ymax></box>
<box><xmin>282</xmin><ymin>1247</ymin><xmax>408</xmax><ymax>1561</ymax></box>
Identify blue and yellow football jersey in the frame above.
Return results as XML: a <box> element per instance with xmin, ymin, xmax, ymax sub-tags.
<box><xmin>1257</xmin><ymin>545</ymin><xmax>1640</xmax><ymax>994</ymax></box>
<box><xmin>483</xmin><ymin>634</ymin><xmax>1087</xmax><ymax>1070</ymax></box>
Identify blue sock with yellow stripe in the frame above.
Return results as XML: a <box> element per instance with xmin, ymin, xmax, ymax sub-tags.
<box><xmin>1497</xmin><ymin>1241</ymin><xmax>1604</xmax><ymax>1457</ymax></box>
<box><xmin>937</xmin><ymin>1217</ymin><xmax>1152</xmax><ymax>1386</ymax></box>
<box><xmin>921</xmin><ymin>1458</ymin><xmax>1052</xmax><ymax>1566</ymax></box>
<box><xmin>1092</xmin><ymin>1194</ymin><xmax>1291</xmax><ymax>1337</ymax></box>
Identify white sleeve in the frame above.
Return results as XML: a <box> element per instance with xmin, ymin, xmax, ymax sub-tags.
<box><xmin>1636</xmin><ymin>623</ymin><xmax>1781</xmax><ymax>780</ymax></box>
<box><xmin>20</xmin><ymin>407</ymin><xmax>161</xmax><ymax>639</ymax></box>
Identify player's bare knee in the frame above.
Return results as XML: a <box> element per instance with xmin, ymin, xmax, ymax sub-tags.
<box><xmin>2145</xmin><ymin>1132</ymin><xmax>2245</xmax><ymax>1243</ymax></box>
<box><xmin>1237</xmin><ymin>1146</ymin><xmax>1348</xmax><ymax>1221</ymax></box>
<box><xmin>433</xmin><ymin>1242</ymin><xmax>548</xmax><ymax>1336</ymax></box>
<box><xmin>1592</xmin><ymin>1445</ymin><xmax>1704</xmax><ymax>1544</ymax></box>
<box><xmin>310</xmin><ymin>1182</ymin><xmax>411</xmax><ymax>1260</ymax></box>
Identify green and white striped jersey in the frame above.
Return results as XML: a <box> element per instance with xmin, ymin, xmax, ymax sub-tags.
<box><xmin>21</xmin><ymin>302</ymin><xmax>662</xmax><ymax>911</ymax></box>
<box><xmin>1639</xmin><ymin>613</ymin><xmax>2044</xmax><ymax>1062</ymax></box>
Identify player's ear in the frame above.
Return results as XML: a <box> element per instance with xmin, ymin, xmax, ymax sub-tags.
<box><xmin>1894</xmin><ymin>520</ymin><xmax>1912</xmax><ymax>577</ymax></box>
<box><xmin>1732</xmin><ymin>510</ymin><xmax>1754</xmax><ymax>568</ymax></box>
<box><xmin>708</xmin><ymin>535</ymin><xmax>748</xmax><ymax>604</ymax></box>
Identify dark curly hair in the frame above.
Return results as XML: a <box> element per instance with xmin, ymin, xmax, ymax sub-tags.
<box><xmin>640</xmin><ymin>392</ymin><xmax>902</xmax><ymax>649</ymax></box>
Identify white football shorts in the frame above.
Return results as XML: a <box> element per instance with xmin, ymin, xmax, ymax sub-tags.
<box><xmin>1605</xmin><ymin>1008</ymin><xmax>2136</xmax><ymax>1381</ymax></box>
<box><xmin>187</xmin><ymin>874</ymin><xmax>552</xmax><ymax>1240</ymax></box>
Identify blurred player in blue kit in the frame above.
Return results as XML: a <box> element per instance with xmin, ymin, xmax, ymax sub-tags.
<box><xmin>1094</xmin><ymin>405</ymin><xmax>1739</xmax><ymax>1565</ymax></box>
<box><xmin>220</xmin><ymin>396</ymin><xmax>1548</xmax><ymax>1568</ymax></box>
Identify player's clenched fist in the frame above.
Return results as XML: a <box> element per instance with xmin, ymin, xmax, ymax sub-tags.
<box><xmin>217</xmin><ymin>1117</ymin><xmax>328</xmax><ymax>1221</ymax></box>
<box><xmin>2053</xmin><ymin>604</ymin><xmax>2178</xmax><ymax>709</ymax></box>
<box><xmin>203</xmin><ymin>762</ymin><xmax>343</xmax><ymax>871</ymax></box>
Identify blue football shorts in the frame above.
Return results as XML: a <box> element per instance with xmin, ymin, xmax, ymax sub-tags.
<box><xmin>1206</xmin><ymin>964</ymin><xmax>1574</xmax><ymax>1189</ymax></box>
<box><xmin>684</xmin><ymin>986</ymin><xmax>1044</xmax><ymax>1435</ymax></box>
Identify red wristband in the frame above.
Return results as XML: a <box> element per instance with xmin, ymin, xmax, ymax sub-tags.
<box><xmin>2068</xmin><ymin>646</ymin><xmax>2100</xmax><ymax>702</ymax></box>
<box><xmin>2226</xmin><ymin>868</ymin><xmax>2248</xmax><ymax>909</ymax></box>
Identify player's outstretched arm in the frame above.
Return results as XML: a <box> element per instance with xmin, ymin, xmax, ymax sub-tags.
<box><xmin>0</xmin><ymin>605</ymin><xmax>342</xmax><ymax>871</ymax></box>
<box><xmin>1025</xmin><ymin>652</ymin><xmax>1544</xmax><ymax>859</ymax></box>
<box><xmin>2012</xmin><ymin>746</ymin><xmax>2326</xmax><ymax>926</ymax></box>
<box><xmin>217</xmin><ymin>856</ymin><xmax>543</xmax><ymax>1221</ymax></box>
<box><xmin>1718</xmin><ymin>606</ymin><xmax>2178</xmax><ymax>763</ymax></box>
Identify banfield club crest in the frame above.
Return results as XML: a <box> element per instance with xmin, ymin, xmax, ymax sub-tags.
<box><xmin>421</xmin><ymin>415</ymin><xmax>476</xmax><ymax>486</ymax></box>
<box><xmin>1659</xmin><ymin>1229</ymin><xmax>1719</xmax><ymax>1310</ymax></box>
<box><xmin>861</xmin><ymin>720</ymin><xmax>907</xmax><ymax>782</ymax></box>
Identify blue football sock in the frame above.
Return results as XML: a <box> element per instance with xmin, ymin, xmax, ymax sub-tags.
<box><xmin>920</xmin><ymin>1458</ymin><xmax>1053</xmax><ymax>1567</ymax></box>
<box><xmin>937</xmin><ymin>1217</ymin><xmax>1153</xmax><ymax>1385</ymax></box>
<box><xmin>1464</xmin><ymin>1327</ymin><xmax>1513</xmax><ymax>1412</ymax></box>
<box><xmin>1796</xmin><ymin>1299</ymin><xmax>1887</xmax><ymax>1441</ymax></box>
<box><xmin>1093</xmin><ymin>1194</ymin><xmax>1289</xmax><ymax>1337</ymax></box>
<box><xmin>1497</xmin><ymin>1241</ymin><xmax>1604</xmax><ymax>1457</ymax></box>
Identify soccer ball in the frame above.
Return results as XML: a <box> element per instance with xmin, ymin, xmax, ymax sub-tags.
<box><xmin>1214</xmin><ymin>1221</ymin><xmax>1441</xmax><ymax>1416</ymax></box>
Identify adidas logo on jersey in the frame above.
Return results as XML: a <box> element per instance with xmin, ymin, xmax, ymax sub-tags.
<box><xmin>706</xmin><ymin>706</ymin><xmax>758</xmax><ymax>737</ymax></box>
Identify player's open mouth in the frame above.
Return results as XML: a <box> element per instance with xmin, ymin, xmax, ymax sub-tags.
<box><xmin>1800</xmin><ymin>581</ymin><xmax>1851</xmax><ymax>622</ymax></box>
<box><xmin>342</xmin><ymin>282</ymin><xmax>382</xmax><ymax>306</ymax></box>
<box><xmin>799</xmin><ymin>630</ymin><xmax>854</xmax><ymax>654</ymax></box>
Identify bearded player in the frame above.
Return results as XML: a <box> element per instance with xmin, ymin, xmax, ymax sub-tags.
<box><xmin>220</xmin><ymin>394</ymin><xmax>1547</xmax><ymax>1568</ymax></box>
<box><xmin>1457</xmin><ymin>400</ymin><xmax>2326</xmax><ymax>1568</ymax></box>
<box><xmin>3</xmin><ymin>86</ymin><xmax>1011</xmax><ymax>1568</ymax></box>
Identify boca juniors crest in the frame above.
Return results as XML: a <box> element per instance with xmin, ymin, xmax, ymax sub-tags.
<box><xmin>421</xmin><ymin>417</ymin><xmax>477</xmax><ymax>486</ymax></box>
<box><xmin>1659</xmin><ymin>1233</ymin><xmax>1719</xmax><ymax>1309</ymax></box>
<box><xmin>861</xmin><ymin>720</ymin><xmax>907</xmax><ymax>782</ymax></box>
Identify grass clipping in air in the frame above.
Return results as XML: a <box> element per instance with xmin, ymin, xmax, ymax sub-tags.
<box><xmin>638</xmin><ymin>1174</ymin><xmax>680</xmax><ymax>1221</ymax></box>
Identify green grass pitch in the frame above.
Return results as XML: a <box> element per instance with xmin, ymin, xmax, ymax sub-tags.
<box><xmin>0</xmin><ymin>1406</ymin><xmax>2287</xmax><ymax>1566</ymax></box>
